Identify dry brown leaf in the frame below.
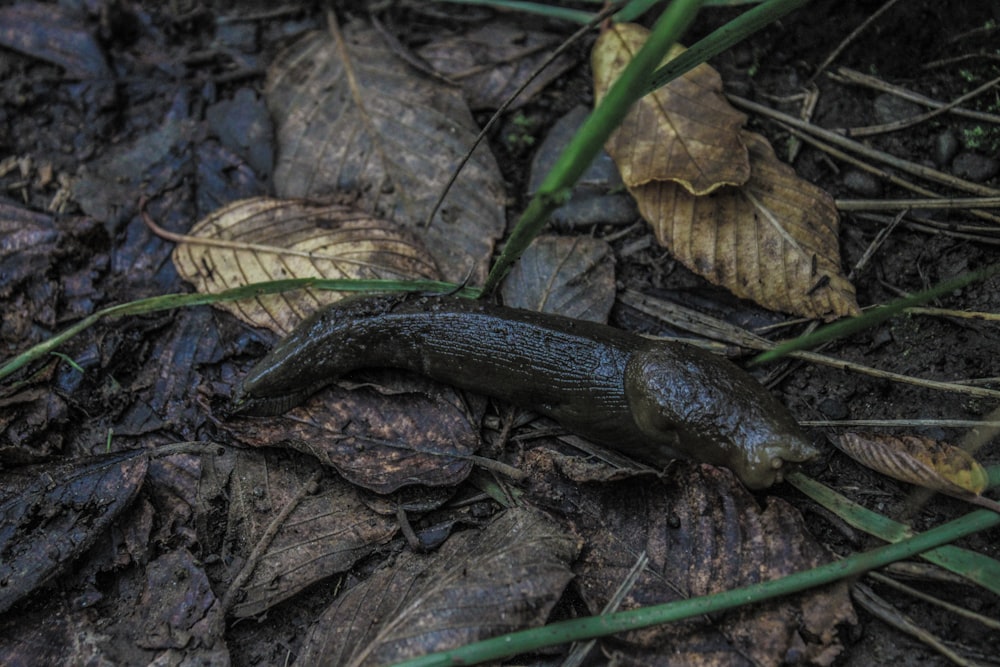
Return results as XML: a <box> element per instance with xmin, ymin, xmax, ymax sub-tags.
<box><xmin>636</xmin><ymin>131</ymin><xmax>859</xmax><ymax>320</ymax></box>
<box><xmin>172</xmin><ymin>197</ymin><xmax>439</xmax><ymax>335</ymax></box>
<box><xmin>0</xmin><ymin>450</ymin><xmax>149</xmax><ymax>614</ymax></box>
<box><xmin>267</xmin><ymin>20</ymin><xmax>507</xmax><ymax>284</ymax></box>
<box><xmin>837</xmin><ymin>432</ymin><xmax>989</xmax><ymax>497</ymax></box>
<box><xmin>217</xmin><ymin>450</ymin><xmax>398</xmax><ymax>618</ymax></box>
<box><xmin>593</xmin><ymin>24</ymin><xmax>750</xmax><ymax>195</ymax></box>
<box><xmin>526</xmin><ymin>450</ymin><xmax>856</xmax><ymax>666</ymax></box>
<box><xmin>296</xmin><ymin>507</ymin><xmax>578</xmax><ymax>666</ymax></box>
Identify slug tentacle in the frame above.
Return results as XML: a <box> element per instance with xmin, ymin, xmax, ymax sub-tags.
<box><xmin>234</xmin><ymin>293</ymin><xmax>818</xmax><ymax>489</ymax></box>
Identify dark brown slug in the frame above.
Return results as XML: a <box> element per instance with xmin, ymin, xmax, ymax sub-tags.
<box><xmin>234</xmin><ymin>294</ymin><xmax>817</xmax><ymax>488</ymax></box>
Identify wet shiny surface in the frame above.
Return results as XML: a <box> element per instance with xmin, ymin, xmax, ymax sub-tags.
<box><xmin>236</xmin><ymin>293</ymin><xmax>818</xmax><ymax>488</ymax></box>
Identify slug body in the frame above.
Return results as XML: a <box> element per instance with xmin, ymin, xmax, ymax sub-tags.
<box><xmin>235</xmin><ymin>294</ymin><xmax>817</xmax><ymax>488</ymax></box>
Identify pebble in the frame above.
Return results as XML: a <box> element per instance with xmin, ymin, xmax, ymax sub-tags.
<box><xmin>933</xmin><ymin>128</ymin><xmax>960</xmax><ymax>166</ymax></box>
<box><xmin>951</xmin><ymin>151</ymin><xmax>999</xmax><ymax>182</ymax></box>
<box><xmin>843</xmin><ymin>170</ymin><xmax>882</xmax><ymax>197</ymax></box>
<box><xmin>873</xmin><ymin>94</ymin><xmax>922</xmax><ymax>125</ymax></box>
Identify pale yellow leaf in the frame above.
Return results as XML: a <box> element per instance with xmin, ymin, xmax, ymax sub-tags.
<box><xmin>593</xmin><ymin>24</ymin><xmax>750</xmax><ymax>195</ymax></box>
<box><xmin>636</xmin><ymin>131</ymin><xmax>859</xmax><ymax>320</ymax></box>
<box><xmin>838</xmin><ymin>432</ymin><xmax>989</xmax><ymax>496</ymax></box>
<box><xmin>172</xmin><ymin>197</ymin><xmax>439</xmax><ymax>335</ymax></box>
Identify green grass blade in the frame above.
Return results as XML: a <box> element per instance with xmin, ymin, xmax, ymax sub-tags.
<box><xmin>787</xmin><ymin>471</ymin><xmax>1000</xmax><ymax>596</ymax></box>
<box><xmin>751</xmin><ymin>264</ymin><xmax>1000</xmax><ymax>365</ymax></box>
<box><xmin>393</xmin><ymin>506</ymin><xmax>999</xmax><ymax>666</ymax></box>
<box><xmin>644</xmin><ymin>0</ymin><xmax>811</xmax><ymax>94</ymax></box>
<box><xmin>0</xmin><ymin>278</ymin><xmax>476</xmax><ymax>382</ymax></box>
<box><xmin>481</xmin><ymin>0</ymin><xmax>813</xmax><ymax>296</ymax></box>
<box><xmin>481</xmin><ymin>0</ymin><xmax>706</xmax><ymax>295</ymax></box>
<box><xmin>430</xmin><ymin>0</ymin><xmax>595</xmax><ymax>23</ymax></box>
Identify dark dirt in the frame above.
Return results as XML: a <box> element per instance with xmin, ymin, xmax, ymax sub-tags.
<box><xmin>1</xmin><ymin>0</ymin><xmax>999</xmax><ymax>665</ymax></box>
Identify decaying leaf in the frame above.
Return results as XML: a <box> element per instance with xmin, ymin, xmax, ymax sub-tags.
<box><xmin>214</xmin><ymin>450</ymin><xmax>397</xmax><ymax>618</ymax></box>
<box><xmin>837</xmin><ymin>432</ymin><xmax>989</xmax><ymax>497</ymax></box>
<box><xmin>296</xmin><ymin>506</ymin><xmax>579</xmax><ymax>666</ymax></box>
<box><xmin>527</xmin><ymin>450</ymin><xmax>856</xmax><ymax>666</ymax></box>
<box><xmin>172</xmin><ymin>197</ymin><xmax>439</xmax><ymax>335</ymax></box>
<box><xmin>635</xmin><ymin>131</ymin><xmax>859</xmax><ymax>320</ymax></box>
<box><xmin>0</xmin><ymin>450</ymin><xmax>149</xmax><ymax>614</ymax></box>
<box><xmin>416</xmin><ymin>22</ymin><xmax>576</xmax><ymax>110</ymax></box>
<box><xmin>501</xmin><ymin>235</ymin><xmax>616</xmax><ymax>322</ymax></box>
<box><xmin>0</xmin><ymin>3</ymin><xmax>110</xmax><ymax>79</ymax></box>
<box><xmin>593</xmin><ymin>24</ymin><xmax>750</xmax><ymax>196</ymax></box>
<box><xmin>0</xmin><ymin>598</ymin><xmax>119</xmax><ymax>665</ymax></box>
<box><xmin>267</xmin><ymin>20</ymin><xmax>506</xmax><ymax>284</ymax></box>
<box><xmin>131</xmin><ymin>548</ymin><xmax>225</xmax><ymax>653</ymax></box>
<box><xmin>226</xmin><ymin>383</ymin><xmax>479</xmax><ymax>494</ymax></box>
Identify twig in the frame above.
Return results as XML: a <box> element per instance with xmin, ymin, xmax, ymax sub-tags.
<box><xmin>852</xmin><ymin>583</ymin><xmax>978</xmax><ymax>667</ymax></box>
<box><xmin>853</xmin><ymin>213</ymin><xmax>1000</xmax><ymax>245</ymax></box>
<box><xmin>779</xmin><ymin>125</ymin><xmax>1000</xmax><ymax>224</ymax></box>
<box><xmin>830</xmin><ymin>67</ymin><xmax>1000</xmax><ymax>125</ymax></box>
<box><xmin>849</xmin><ymin>210</ymin><xmax>905</xmax><ymax>280</ymax></box>
<box><xmin>561</xmin><ymin>552</ymin><xmax>649</xmax><ymax>667</ymax></box>
<box><xmin>867</xmin><ymin>571</ymin><xmax>1000</xmax><ymax>632</ymax></box>
<box><xmin>620</xmin><ymin>290</ymin><xmax>1000</xmax><ymax>400</ymax></box>
<box><xmin>808</xmin><ymin>0</ymin><xmax>904</xmax><ymax>84</ymax></box>
<box><xmin>423</xmin><ymin>2</ymin><xmax>623</xmax><ymax>228</ymax></box>
<box><xmin>728</xmin><ymin>94</ymin><xmax>1000</xmax><ymax>197</ymax></box>
<box><xmin>836</xmin><ymin>196</ymin><xmax>1000</xmax><ymax>211</ymax></box>
<box><xmin>831</xmin><ymin>75</ymin><xmax>1000</xmax><ymax>138</ymax></box>
<box><xmin>219</xmin><ymin>468</ymin><xmax>323</xmax><ymax>616</ymax></box>
<box><xmin>799</xmin><ymin>419</ymin><xmax>1000</xmax><ymax>428</ymax></box>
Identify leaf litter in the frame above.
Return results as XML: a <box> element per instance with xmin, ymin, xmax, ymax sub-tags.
<box><xmin>295</xmin><ymin>506</ymin><xmax>578</xmax><ymax>667</ymax></box>
<box><xmin>266</xmin><ymin>17</ymin><xmax>507</xmax><ymax>284</ymax></box>
<box><xmin>526</xmin><ymin>449</ymin><xmax>857</xmax><ymax>666</ymax></box>
<box><xmin>593</xmin><ymin>23</ymin><xmax>859</xmax><ymax>320</ymax></box>
<box><xmin>17</xmin><ymin>2</ymin><xmax>1000</xmax><ymax>664</ymax></box>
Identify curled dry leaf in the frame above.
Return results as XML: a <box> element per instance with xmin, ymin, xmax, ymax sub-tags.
<box><xmin>267</xmin><ymin>20</ymin><xmax>507</xmax><ymax>284</ymax></box>
<box><xmin>593</xmin><ymin>23</ymin><xmax>858</xmax><ymax>321</ymax></box>
<box><xmin>593</xmin><ymin>24</ymin><xmax>750</xmax><ymax>196</ymax></box>
<box><xmin>500</xmin><ymin>235</ymin><xmax>616</xmax><ymax>322</ymax></box>
<box><xmin>837</xmin><ymin>432</ymin><xmax>989</xmax><ymax>497</ymax></box>
<box><xmin>172</xmin><ymin>197</ymin><xmax>439</xmax><ymax>335</ymax></box>
<box><xmin>296</xmin><ymin>507</ymin><xmax>579</xmax><ymax>667</ymax></box>
<box><xmin>526</xmin><ymin>450</ymin><xmax>856</xmax><ymax>666</ymax></box>
<box><xmin>635</xmin><ymin>131</ymin><xmax>859</xmax><ymax>320</ymax></box>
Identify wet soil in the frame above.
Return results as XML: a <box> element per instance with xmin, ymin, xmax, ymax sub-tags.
<box><xmin>1</xmin><ymin>0</ymin><xmax>998</xmax><ymax>665</ymax></box>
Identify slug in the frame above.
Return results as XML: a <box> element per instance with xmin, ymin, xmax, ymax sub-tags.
<box><xmin>234</xmin><ymin>294</ymin><xmax>817</xmax><ymax>488</ymax></box>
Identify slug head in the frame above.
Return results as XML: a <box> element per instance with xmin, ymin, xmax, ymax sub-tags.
<box><xmin>232</xmin><ymin>307</ymin><xmax>348</xmax><ymax>414</ymax></box>
<box><xmin>624</xmin><ymin>345</ymin><xmax>818</xmax><ymax>489</ymax></box>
